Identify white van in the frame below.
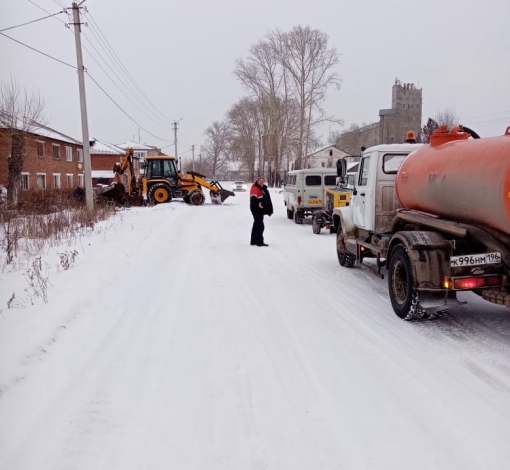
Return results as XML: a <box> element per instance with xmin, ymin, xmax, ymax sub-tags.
<box><xmin>283</xmin><ymin>168</ymin><xmax>338</xmax><ymax>224</ymax></box>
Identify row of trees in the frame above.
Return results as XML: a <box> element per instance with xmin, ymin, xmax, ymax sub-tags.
<box><xmin>197</xmin><ymin>26</ymin><xmax>342</xmax><ymax>184</ymax></box>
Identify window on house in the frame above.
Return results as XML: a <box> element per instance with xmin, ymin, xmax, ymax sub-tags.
<box><xmin>78</xmin><ymin>174</ymin><xmax>84</xmax><ymax>187</ymax></box>
<box><xmin>36</xmin><ymin>141</ymin><xmax>45</xmax><ymax>158</ymax></box>
<box><xmin>37</xmin><ymin>173</ymin><xmax>46</xmax><ymax>189</ymax></box>
<box><xmin>134</xmin><ymin>151</ymin><xmax>147</xmax><ymax>159</ymax></box>
<box><xmin>66</xmin><ymin>146</ymin><xmax>72</xmax><ymax>162</ymax></box>
<box><xmin>21</xmin><ymin>173</ymin><xmax>29</xmax><ymax>189</ymax></box>
<box><xmin>52</xmin><ymin>144</ymin><xmax>60</xmax><ymax>160</ymax></box>
<box><xmin>53</xmin><ymin>174</ymin><xmax>61</xmax><ymax>189</ymax></box>
<box><xmin>77</xmin><ymin>149</ymin><xmax>83</xmax><ymax>162</ymax></box>
<box><xmin>66</xmin><ymin>174</ymin><xmax>73</xmax><ymax>188</ymax></box>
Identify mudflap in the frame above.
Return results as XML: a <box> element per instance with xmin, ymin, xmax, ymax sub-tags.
<box><xmin>418</xmin><ymin>290</ymin><xmax>466</xmax><ymax>314</ymax></box>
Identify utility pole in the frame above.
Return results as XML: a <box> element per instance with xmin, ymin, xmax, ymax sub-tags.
<box><xmin>191</xmin><ymin>144</ymin><xmax>195</xmax><ymax>172</ymax></box>
<box><xmin>172</xmin><ymin>121</ymin><xmax>179</xmax><ymax>170</ymax></box>
<box><xmin>71</xmin><ymin>1</ymin><xmax>93</xmax><ymax>210</ymax></box>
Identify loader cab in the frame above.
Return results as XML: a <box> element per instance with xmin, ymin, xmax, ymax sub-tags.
<box><xmin>144</xmin><ymin>157</ymin><xmax>178</xmax><ymax>185</ymax></box>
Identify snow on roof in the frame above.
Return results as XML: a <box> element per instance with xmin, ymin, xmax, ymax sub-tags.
<box><xmin>307</xmin><ymin>144</ymin><xmax>347</xmax><ymax>157</ymax></box>
<box><xmin>90</xmin><ymin>139</ymin><xmax>125</xmax><ymax>155</ymax></box>
<box><xmin>0</xmin><ymin>112</ymin><xmax>82</xmax><ymax>145</ymax></box>
<box><xmin>35</xmin><ymin>123</ymin><xmax>81</xmax><ymax>145</ymax></box>
<box><xmin>91</xmin><ymin>170</ymin><xmax>114</xmax><ymax>179</ymax></box>
<box><xmin>116</xmin><ymin>141</ymin><xmax>156</xmax><ymax>150</ymax></box>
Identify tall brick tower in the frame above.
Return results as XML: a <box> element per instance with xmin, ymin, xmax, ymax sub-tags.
<box><xmin>379</xmin><ymin>78</ymin><xmax>422</xmax><ymax>143</ymax></box>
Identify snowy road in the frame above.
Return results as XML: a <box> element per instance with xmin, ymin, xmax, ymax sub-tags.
<box><xmin>1</xmin><ymin>189</ymin><xmax>510</xmax><ymax>469</ymax></box>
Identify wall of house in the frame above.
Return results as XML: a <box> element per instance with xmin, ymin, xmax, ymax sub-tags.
<box><xmin>0</xmin><ymin>130</ymin><xmax>85</xmax><ymax>189</ymax></box>
<box><xmin>91</xmin><ymin>153</ymin><xmax>122</xmax><ymax>171</ymax></box>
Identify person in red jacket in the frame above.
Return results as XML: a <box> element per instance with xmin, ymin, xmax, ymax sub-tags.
<box><xmin>250</xmin><ymin>176</ymin><xmax>273</xmax><ymax>246</ymax></box>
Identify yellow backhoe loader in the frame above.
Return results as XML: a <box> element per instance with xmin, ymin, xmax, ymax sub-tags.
<box><xmin>98</xmin><ymin>148</ymin><xmax>234</xmax><ymax>206</ymax></box>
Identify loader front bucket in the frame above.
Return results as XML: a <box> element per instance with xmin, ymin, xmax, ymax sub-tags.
<box><xmin>210</xmin><ymin>189</ymin><xmax>235</xmax><ymax>204</ymax></box>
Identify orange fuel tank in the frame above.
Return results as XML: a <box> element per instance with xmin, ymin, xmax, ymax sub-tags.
<box><xmin>396</xmin><ymin>126</ymin><xmax>510</xmax><ymax>234</ymax></box>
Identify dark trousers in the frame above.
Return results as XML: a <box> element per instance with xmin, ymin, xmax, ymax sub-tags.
<box><xmin>251</xmin><ymin>214</ymin><xmax>265</xmax><ymax>245</ymax></box>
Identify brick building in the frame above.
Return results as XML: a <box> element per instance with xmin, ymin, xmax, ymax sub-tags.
<box><xmin>0</xmin><ymin>124</ymin><xmax>84</xmax><ymax>190</ymax></box>
<box><xmin>336</xmin><ymin>79</ymin><xmax>423</xmax><ymax>154</ymax></box>
<box><xmin>90</xmin><ymin>138</ymin><xmax>126</xmax><ymax>185</ymax></box>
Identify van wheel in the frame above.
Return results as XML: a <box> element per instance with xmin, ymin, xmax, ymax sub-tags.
<box><xmin>336</xmin><ymin>230</ymin><xmax>355</xmax><ymax>267</ymax></box>
<box><xmin>312</xmin><ymin>212</ymin><xmax>322</xmax><ymax>234</ymax></box>
<box><xmin>287</xmin><ymin>208</ymin><xmax>294</xmax><ymax>220</ymax></box>
<box><xmin>294</xmin><ymin>211</ymin><xmax>304</xmax><ymax>224</ymax></box>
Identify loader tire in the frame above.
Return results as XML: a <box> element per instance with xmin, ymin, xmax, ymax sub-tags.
<box><xmin>336</xmin><ymin>230</ymin><xmax>355</xmax><ymax>268</ymax></box>
<box><xmin>388</xmin><ymin>244</ymin><xmax>425</xmax><ymax>321</ymax></box>
<box><xmin>294</xmin><ymin>211</ymin><xmax>304</xmax><ymax>224</ymax></box>
<box><xmin>149</xmin><ymin>183</ymin><xmax>172</xmax><ymax>204</ymax></box>
<box><xmin>189</xmin><ymin>190</ymin><xmax>205</xmax><ymax>206</ymax></box>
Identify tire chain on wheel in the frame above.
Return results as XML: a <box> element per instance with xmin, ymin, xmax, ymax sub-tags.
<box><xmin>405</xmin><ymin>292</ymin><xmax>444</xmax><ymax>321</ymax></box>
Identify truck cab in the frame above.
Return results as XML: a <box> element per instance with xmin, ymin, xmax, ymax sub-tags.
<box><xmin>338</xmin><ymin>144</ymin><xmax>421</xmax><ymax>233</ymax></box>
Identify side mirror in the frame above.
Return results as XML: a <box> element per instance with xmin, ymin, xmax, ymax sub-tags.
<box><xmin>336</xmin><ymin>158</ymin><xmax>347</xmax><ymax>178</ymax></box>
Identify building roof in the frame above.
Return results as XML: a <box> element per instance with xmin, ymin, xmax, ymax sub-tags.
<box><xmin>90</xmin><ymin>138</ymin><xmax>125</xmax><ymax>155</ymax></box>
<box><xmin>116</xmin><ymin>141</ymin><xmax>156</xmax><ymax>150</ymax></box>
<box><xmin>0</xmin><ymin>112</ymin><xmax>82</xmax><ymax>145</ymax></box>
<box><xmin>307</xmin><ymin>144</ymin><xmax>347</xmax><ymax>157</ymax></box>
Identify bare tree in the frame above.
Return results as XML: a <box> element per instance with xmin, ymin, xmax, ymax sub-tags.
<box><xmin>435</xmin><ymin>108</ymin><xmax>460</xmax><ymax>130</ymax></box>
<box><xmin>0</xmin><ymin>77</ymin><xmax>45</xmax><ymax>205</ymax></box>
<box><xmin>202</xmin><ymin>121</ymin><xmax>232</xmax><ymax>175</ymax></box>
<box><xmin>233</xmin><ymin>26</ymin><xmax>341</xmax><ymax>173</ymax></box>
<box><xmin>270</xmin><ymin>26</ymin><xmax>341</xmax><ymax>168</ymax></box>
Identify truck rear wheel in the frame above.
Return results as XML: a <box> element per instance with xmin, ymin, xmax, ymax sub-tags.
<box><xmin>336</xmin><ymin>231</ymin><xmax>355</xmax><ymax>267</ymax></box>
<box><xmin>388</xmin><ymin>245</ymin><xmax>425</xmax><ymax>320</ymax></box>
<box><xmin>287</xmin><ymin>208</ymin><xmax>294</xmax><ymax>220</ymax></box>
<box><xmin>148</xmin><ymin>183</ymin><xmax>172</xmax><ymax>204</ymax></box>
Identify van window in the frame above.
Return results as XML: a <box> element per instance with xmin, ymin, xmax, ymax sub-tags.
<box><xmin>383</xmin><ymin>154</ymin><xmax>407</xmax><ymax>174</ymax></box>
<box><xmin>358</xmin><ymin>157</ymin><xmax>370</xmax><ymax>186</ymax></box>
<box><xmin>324</xmin><ymin>175</ymin><xmax>337</xmax><ymax>186</ymax></box>
<box><xmin>305</xmin><ymin>175</ymin><xmax>321</xmax><ymax>186</ymax></box>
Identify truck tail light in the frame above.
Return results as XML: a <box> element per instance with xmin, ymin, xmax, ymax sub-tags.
<box><xmin>297</xmin><ymin>196</ymin><xmax>302</xmax><ymax>206</ymax></box>
<box><xmin>486</xmin><ymin>276</ymin><xmax>501</xmax><ymax>286</ymax></box>
<box><xmin>444</xmin><ymin>276</ymin><xmax>501</xmax><ymax>290</ymax></box>
<box><xmin>454</xmin><ymin>278</ymin><xmax>485</xmax><ymax>289</ymax></box>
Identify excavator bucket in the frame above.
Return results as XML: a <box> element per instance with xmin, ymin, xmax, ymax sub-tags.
<box><xmin>210</xmin><ymin>189</ymin><xmax>235</xmax><ymax>205</ymax></box>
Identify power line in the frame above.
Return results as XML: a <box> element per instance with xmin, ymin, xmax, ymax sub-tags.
<box><xmin>0</xmin><ymin>10</ymin><xmax>64</xmax><ymax>32</ymax></box>
<box><xmin>86</xmin><ymin>72</ymin><xmax>173</xmax><ymax>143</ymax></box>
<box><xmin>83</xmin><ymin>10</ymin><xmax>168</xmax><ymax>121</ymax></box>
<box><xmin>25</xmin><ymin>0</ymin><xmax>173</xmax><ymax>138</ymax></box>
<box><xmin>81</xmin><ymin>29</ymin><xmax>167</xmax><ymax>125</ymax></box>
<box><xmin>0</xmin><ymin>31</ymin><xmax>77</xmax><ymax>69</ymax></box>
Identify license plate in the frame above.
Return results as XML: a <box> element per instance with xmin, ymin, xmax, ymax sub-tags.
<box><xmin>450</xmin><ymin>252</ymin><xmax>501</xmax><ymax>267</ymax></box>
<box><xmin>309</xmin><ymin>200</ymin><xmax>322</xmax><ymax>204</ymax></box>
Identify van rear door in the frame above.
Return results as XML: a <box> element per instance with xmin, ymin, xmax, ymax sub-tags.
<box><xmin>304</xmin><ymin>174</ymin><xmax>323</xmax><ymax>207</ymax></box>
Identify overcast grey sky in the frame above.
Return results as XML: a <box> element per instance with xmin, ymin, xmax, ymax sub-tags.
<box><xmin>1</xmin><ymin>0</ymin><xmax>509</xmax><ymax>162</ymax></box>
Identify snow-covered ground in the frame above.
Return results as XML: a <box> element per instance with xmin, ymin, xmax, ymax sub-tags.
<box><xmin>1</xmin><ymin>188</ymin><xmax>510</xmax><ymax>469</ymax></box>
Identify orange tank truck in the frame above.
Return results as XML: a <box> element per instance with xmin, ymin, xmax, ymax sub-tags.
<box><xmin>396</xmin><ymin>126</ymin><xmax>510</xmax><ymax>234</ymax></box>
<box><xmin>332</xmin><ymin>125</ymin><xmax>510</xmax><ymax>321</ymax></box>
